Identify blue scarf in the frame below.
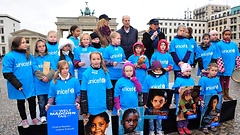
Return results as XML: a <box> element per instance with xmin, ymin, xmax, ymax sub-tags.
<box><xmin>149</xmin><ymin>28</ymin><xmax>161</xmax><ymax>49</ymax></box>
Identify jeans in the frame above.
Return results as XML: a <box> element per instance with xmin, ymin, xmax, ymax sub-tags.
<box><xmin>37</xmin><ymin>94</ymin><xmax>48</xmax><ymax>117</ymax></box>
<box><xmin>149</xmin><ymin>119</ymin><xmax>162</xmax><ymax>132</ymax></box>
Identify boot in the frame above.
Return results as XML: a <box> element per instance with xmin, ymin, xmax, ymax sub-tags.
<box><xmin>222</xmin><ymin>89</ymin><xmax>229</xmax><ymax>100</ymax></box>
<box><xmin>225</xmin><ymin>88</ymin><xmax>233</xmax><ymax>100</ymax></box>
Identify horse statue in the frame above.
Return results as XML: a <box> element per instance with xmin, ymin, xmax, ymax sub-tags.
<box><xmin>80</xmin><ymin>9</ymin><xmax>84</xmax><ymax>16</ymax></box>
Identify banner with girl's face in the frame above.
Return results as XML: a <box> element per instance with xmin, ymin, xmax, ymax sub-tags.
<box><xmin>200</xmin><ymin>94</ymin><xmax>223</xmax><ymax>128</ymax></box>
<box><xmin>176</xmin><ymin>86</ymin><xmax>200</xmax><ymax>121</ymax></box>
<box><xmin>145</xmin><ymin>89</ymin><xmax>173</xmax><ymax>119</ymax></box>
<box><xmin>118</xmin><ymin>107</ymin><xmax>144</xmax><ymax>135</ymax></box>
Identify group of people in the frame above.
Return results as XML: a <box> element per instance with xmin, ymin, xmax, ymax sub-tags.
<box><xmin>1</xmin><ymin>13</ymin><xmax>240</xmax><ymax>135</ymax></box>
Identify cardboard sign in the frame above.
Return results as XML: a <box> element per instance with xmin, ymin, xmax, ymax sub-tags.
<box><xmin>47</xmin><ymin>104</ymin><xmax>79</xmax><ymax>135</ymax></box>
<box><xmin>43</xmin><ymin>61</ymin><xmax>50</xmax><ymax>75</ymax></box>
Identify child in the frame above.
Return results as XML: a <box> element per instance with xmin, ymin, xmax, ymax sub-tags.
<box><xmin>46</xmin><ymin>30</ymin><xmax>59</xmax><ymax>56</ymax></box>
<box><xmin>196</xmin><ymin>34</ymin><xmax>218</xmax><ymax>76</ymax></box>
<box><xmin>172</xmin><ymin>63</ymin><xmax>194</xmax><ymax>135</ymax></box>
<box><xmin>56</xmin><ymin>38</ymin><xmax>75</xmax><ymax>77</ymax></box>
<box><xmin>128</xmin><ymin>42</ymin><xmax>149</xmax><ymax>84</ymax></box>
<box><xmin>201</xmin><ymin>95</ymin><xmax>221</xmax><ymax>134</ymax></box>
<box><xmin>121</xmin><ymin>108</ymin><xmax>140</xmax><ymax>135</ymax></box>
<box><xmin>2</xmin><ymin>37</ymin><xmax>41</xmax><ymax>128</ymax></box>
<box><xmin>185</xmin><ymin>27</ymin><xmax>198</xmax><ymax>68</ymax></box>
<box><xmin>151</xmin><ymin>39</ymin><xmax>173</xmax><ymax>83</ymax></box>
<box><xmin>33</xmin><ymin>39</ymin><xmax>56</xmax><ymax>122</ymax></box>
<box><xmin>103</xmin><ymin>31</ymin><xmax>126</xmax><ymax>87</ymax></box>
<box><xmin>142</xmin><ymin>60</ymin><xmax>168</xmax><ymax>135</ymax></box>
<box><xmin>90</xmin><ymin>32</ymin><xmax>105</xmax><ymax>54</ymax></box>
<box><xmin>85</xmin><ymin>112</ymin><xmax>110</xmax><ymax>135</ymax></box>
<box><xmin>169</xmin><ymin>25</ymin><xmax>192</xmax><ymax>80</ymax></box>
<box><xmin>209</xmin><ymin>30</ymin><xmax>220</xmax><ymax>47</ymax></box>
<box><xmin>177</xmin><ymin>89</ymin><xmax>196</xmax><ymax>135</ymax></box>
<box><xmin>74</xmin><ymin>33</ymin><xmax>95</xmax><ymax>81</ymax></box>
<box><xmin>80</xmin><ymin>52</ymin><xmax>113</xmax><ymax>115</ymax></box>
<box><xmin>198</xmin><ymin>63</ymin><xmax>222</xmax><ymax>97</ymax></box>
<box><xmin>114</xmin><ymin>62</ymin><xmax>142</xmax><ymax>113</ymax></box>
<box><xmin>45</xmin><ymin>60</ymin><xmax>80</xmax><ymax>110</ymax></box>
<box><xmin>67</xmin><ymin>25</ymin><xmax>80</xmax><ymax>47</ymax></box>
<box><xmin>216</xmin><ymin>29</ymin><xmax>240</xmax><ymax>100</ymax></box>
<box><xmin>145</xmin><ymin>91</ymin><xmax>168</xmax><ymax>135</ymax></box>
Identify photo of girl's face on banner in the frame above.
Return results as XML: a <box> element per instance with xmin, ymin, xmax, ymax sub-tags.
<box><xmin>176</xmin><ymin>86</ymin><xmax>200</xmax><ymax>121</ymax></box>
<box><xmin>118</xmin><ymin>107</ymin><xmax>144</xmax><ymax>135</ymax></box>
<box><xmin>145</xmin><ymin>89</ymin><xmax>173</xmax><ymax>119</ymax></box>
<box><xmin>201</xmin><ymin>94</ymin><xmax>223</xmax><ymax>128</ymax></box>
<box><xmin>85</xmin><ymin>111</ymin><xmax>112</xmax><ymax>135</ymax></box>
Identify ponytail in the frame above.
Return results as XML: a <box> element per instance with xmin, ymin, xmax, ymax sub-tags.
<box><xmin>53</xmin><ymin>71</ymin><xmax>59</xmax><ymax>84</ymax></box>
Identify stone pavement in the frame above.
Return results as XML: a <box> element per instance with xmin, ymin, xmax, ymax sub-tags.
<box><xmin>0</xmin><ymin>64</ymin><xmax>239</xmax><ymax>135</ymax></box>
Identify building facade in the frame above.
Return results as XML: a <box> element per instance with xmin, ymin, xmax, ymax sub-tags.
<box><xmin>0</xmin><ymin>14</ymin><xmax>20</xmax><ymax>55</ymax></box>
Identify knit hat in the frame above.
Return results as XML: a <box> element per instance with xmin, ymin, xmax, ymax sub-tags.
<box><xmin>181</xmin><ymin>63</ymin><xmax>192</xmax><ymax>73</ymax></box>
<box><xmin>149</xmin><ymin>60</ymin><xmax>163</xmax><ymax>71</ymax></box>
<box><xmin>58</xmin><ymin>38</ymin><xmax>74</xmax><ymax>52</ymax></box>
<box><xmin>122</xmin><ymin>62</ymin><xmax>136</xmax><ymax>78</ymax></box>
<box><xmin>90</xmin><ymin>32</ymin><xmax>99</xmax><ymax>40</ymax></box>
<box><xmin>209</xmin><ymin>30</ymin><xmax>218</xmax><ymax>36</ymax></box>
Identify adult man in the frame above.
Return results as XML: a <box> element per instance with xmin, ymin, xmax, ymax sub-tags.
<box><xmin>117</xmin><ymin>15</ymin><xmax>138</xmax><ymax>59</ymax></box>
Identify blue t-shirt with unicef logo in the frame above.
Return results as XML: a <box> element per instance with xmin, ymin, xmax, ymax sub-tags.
<box><xmin>196</xmin><ymin>45</ymin><xmax>218</xmax><ymax>76</ymax></box>
<box><xmin>2</xmin><ymin>51</ymin><xmax>35</xmax><ymax>99</ymax></box>
<box><xmin>169</xmin><ymin>38</ymin><xmax>192</xmax><ymax>70</ymax></box>
<box><xmin>142</xmin><ymin>75</ymin><xmax>168</xmax><ymax>93</ymax></box>
<box><xmin>189</xmin><ymin>38</ymin><xmax>197</xmax><ymax>65</ymax></box>
<box><xmin>33</xmin><ymin>54</ymin><xmax>56</xmax><ymax>95</ymax></box>
<box><xmin>103</xmin><ymin>44</ymin><xmax>126</xmax><ymax>80</ymax></box>
<box><xmin>74</xmin><ymin>46</ymin><xmax>95</xmax><ymax>80</ymax></box>
<box><xmin>69</xmin><ymin>36</ymin><xmax>80</xmax><ymax>48</ymax></box>
<box><xmin>48</xmin><ymin>77</ymin><xmax>80</xmax><ymax>105</ymax></box>
<box><xmin>217</xmin><ymin>40</ymin><xmax>239</xmax><ymax>76</ymax></box>
<box><xmin>198</xmin><ymin>76</ymin><xmax>222</xmax><ymax>96</ymax></box>
<box><xmin>46</xmin><ymin>42</ymin><xmax>59</xmax><ymax>56</ymax></box>
<box><xmin>81</xmin><ymin>66</ymin><xmax>112</xmax><ymax>115</ymax></box>
<box><xmin>114</xmin><ymin>77</ymin><xmax>138</xmax><ymax>110</ymax></box>
<box><xmin>55</xmin><ymin>55</ymin><xmax>74</xmax><ymax>77</ymax></box>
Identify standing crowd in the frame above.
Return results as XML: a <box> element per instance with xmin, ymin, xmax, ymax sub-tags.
<box><xmin>1</xmin><ymin>14</ymin><xmax>240</xmax><ymax>135</ymax></box>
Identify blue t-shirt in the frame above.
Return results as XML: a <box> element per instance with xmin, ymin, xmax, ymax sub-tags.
<box><xmin>103</xmin><ymin>44</ymin><xmax>126</xmax><ymax>80</ymax></box>
<box><xmin>48</xmin><ymin>77</ymin><xmax>80</xmax><ymax>105</ymax></box>
<box><xmin>172</xmin><ymin>76</ymin><xmax>195</xmax><ymax>89</ymax></box>
<box><xmin>150</xmin><ymin>52</ymin><xmax>174</xmax><ymax>83</ymax></box>
<box><xmin>217</xmin><ymin>40</ymin><xmax>239</xmax><ymax>76</ymax></box>
<box><xmin>128</xmin><ymin>54</ymin><xmax>149</xmax><ymax>85</ymax></box>
<box><xmin>46</xmin><ymin>42</ymin><xmax>59</xmax><ymax>56</ymax></box>
<box><xmin>169</xmin><ymin>38</ymin><xmax>192</xmax><ymax>70</ymax></box>
<box><xmin>69</xmin><ymin>36</ymin><xmax>80</xmax><ymax>48</ymax></box>
<box><xmin>114</xmin><ymin>77</ymin><xmax>138</xmax><ymax>110</ymax></box>
<box><xmin>74</xmin><ymin>46</ymin><xmax>95</xmax><ymax>80</ymax></box>
<box><xmin>2</xmin><ymin>51</ymin><xmax>35</xmax><ymax>99</ymax></box>
<box><xmin>189</xmin><ymin>38</ymin><xmax>197</xmax><ymax>65</ymax></box>
<box><xmin>196</xmin><ymin>45</ymin><xmax>218</xmax><ymax>76</ymax></box>
<box><xmin>198</xmin><ymin>76</ymin><xmax>222</xmax><ymax>96</ymax></box>
<box><xmin>211</xmin><ymin>41</ymin><xmax>220</xmax><ymax>58</ymax></box>
<box><xmin>33</xmin><ymin>54</ymin><xmax>56</xmax><ymax>95</ymax></box>
<box><xmin>81</xmin><ymin>67</ymin><xmax>112</xmax><ymax>115</ymax></box>
<box><xmin>142</xmin><ymin>75</ymin><xmax>168</xmax><ymax>93</ymax></box>
<box><xmin>55</xmin><ymin>55</ymin><xmax>74</xmax><ymax>77</ymax></box>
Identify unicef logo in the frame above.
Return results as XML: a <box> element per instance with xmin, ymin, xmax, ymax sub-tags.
<box><xmin>50</xmin><ymin>109</ymin><xmax>76</xmax><ymax>118</ymax></box>
<box><xmin>101</xmin><ymin>78</ymin><xmax>106</xmax><ymax>83</ymax></box>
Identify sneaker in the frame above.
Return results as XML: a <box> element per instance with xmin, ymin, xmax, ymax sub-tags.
<box><xmin>210</xmin><ymin>126</ymin><xmax>217</xmax><ymax>132</ymax></box>
<box><xmin>149</xmin><ymin>131</ymin><xmax>155</xmax><ymax>135</ymax></box>
<box><xmin>32</xmin><ymin>118</ymin><xmax>42</xmax><ymax>125</ymax></box>
<box><xmin>40</xmin><ymin>116</ymin><xmax>47</xmax><ymax>123</ymax></box>
<box><xmin>157</xmin><ymin>131</ymin><xmax>164</xmax><ymax>135</ymax></box>
<box><xmin>202</xmin><ymin>127</ymin><xmax>209</xmax><ymax>134</ymax></box>
<box><xmin>178</xmin><ymin>127</ymin><xmax>185</xmax><ymax>135</ymax></box>
<box><xmin>22</xmin><ymin>119</ymin><xmax>29</xmax><ymax>128</ymax></box>
<box><xmin>183</xmin><ymin>127</ymin><xmax>191</xmax><ymax>134</ymax></box>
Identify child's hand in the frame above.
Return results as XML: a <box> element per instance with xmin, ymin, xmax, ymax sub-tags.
<box><xmin>82</xmin><ymin>113</ymin><xmax>89</xmax><ymax>119</ymax></box>
<box><xmin>78</xmin><ymin>62</ymin><xmax>85</xmax><ymax>67</ymax></box>
<box><xmin>164</xmin><ymin>68</ymin><xmax>169</xmax><ymax>71</ymax></box>
<box><xmin>144</xmin><ymin>105</ymin><xmax>148</xmax><ymax>109</ymax></box>
<box><xmin>45</xmin><ymin>104</ymin><xmax>50</xmax><ymax>111</ymax></box>
<box><xmin>18</xmin><ymin>87</ymin><xmax>23</xmax><ymax>91</ymax></box>
<box><xmin>178</xmin><ymin>61</ymin><xmax>184</xmax><ymax>67</ymax></box>
<box><xmin>113</xmin><ymin>62</ymin><xmax>117</xmax><ymax>67</ymax></box>
<box><xmin>117</xmin><ymin>108</ymin><xmax>122</xmax><ymax>116</ymax></box>
<box><xmin>200</xmin><ymin>100</ymin><xmax>204</xmax><ymax>107</ymax></box>
<box><xmin>75</xmin><ymin>103</ymin><xmax>80</xmax><ymax>110</ymax></box>
<box><xmin>42</xmin><ymin>76</ymin><xmax>49</xmax><ymax>82</ymax></box>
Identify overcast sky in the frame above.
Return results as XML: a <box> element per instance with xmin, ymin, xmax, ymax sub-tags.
<box><xmin>0</xmin><ymin>0</ymin><xmax>239</xmax><ymax>35</ymax></box>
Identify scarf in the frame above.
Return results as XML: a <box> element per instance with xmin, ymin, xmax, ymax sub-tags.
<box><xmin>62</xmin><ymin>51</ymin><xmax>69</xmax><ymax>56</ymax></box>
<box><xmin>92</xmin><ymin>42</ymin><xmax>101</xmax><ymax>49</ymax></box>
<box><xmin>174</xmin><ymin>35</ymin><xmax>185</xmax><ymax>39</ymax></box>
<box><xmin>100</xmin><ymin>25</ymin><xmax>111</xmax><ymax>36</ymax></box>
<box><xmin>149</xmin><ymin>28</ymin><xmax>161</xmax><ymax>48</ymax></box>
<box><xmin>200</xmin><ymin>43</ymin><xmax>210</xmax><ymax>50</ymax></box>
<box><xmin>48</xmin><ymin>41</ymin><xmax>57</xmax><ymax>45</ymax></box>
<box><xmin>222</xmin><ymin>39</ymin><xmax>230</xmax><ymax>44</ymax></box>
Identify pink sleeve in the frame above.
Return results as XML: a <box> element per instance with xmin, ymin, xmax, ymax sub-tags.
<box><xmin>236</xmin><ymin>56</ymin><xmax>240</xmax><ymax>69</ymax></box>
<box><xmin>131</xmin><ymin>77</ymin><xmax>142</xmax><ymax>92</ymax></box>
<box><xmin>74</xmin><ymin>60</ymin><xmax>81</xmax><ymax>68</ymax></box>
<box><xmin>114</xmin><ymin>96</ymin><xmax>121</xmax><ymax>110</ymax></box>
